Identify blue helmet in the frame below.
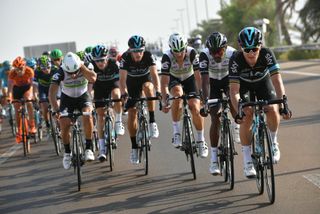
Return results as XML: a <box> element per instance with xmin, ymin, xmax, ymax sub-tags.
<box><xmin>26</xmin><ymin>58</ymin><xmax>37</xmax><ymax>68</ymax></box>
<box><xmin>91</xmin><ymin>45</ymin><xmax>108</xmax><ymax>60</ymax></box>
<box><xmin>128</xmin><ymin>35</ymin><xmax>146</xmax><ymax>51</ymax></box>
<box><xmin>2</xmin><ymin>60</ymin><xmax>11</xmax><ymax>70</ymax></box>
<box><xmin>238</xmin><ymin>27</ymin><xmax>262</xmax><ymax>48</ymax></box>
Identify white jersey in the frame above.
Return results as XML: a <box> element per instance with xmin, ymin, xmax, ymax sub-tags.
<box><xmin>199</xmin><ymin>46</ymin><xmax>236</xmax><ymax>80</ymax></box>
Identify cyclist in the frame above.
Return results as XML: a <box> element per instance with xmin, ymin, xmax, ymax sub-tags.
<box><xmin>0</xmin><ymin>61</ymin><xmax>11</xmax><ymax>112</ymax></box>
<box><xmin>50</xmin><ymin>49</ymin><xmax>63</xmax><ymax>68</ymax></box>
<box><xmin>119</xmin><ymin>35</ymin><xmax>161</xmax><ymax>164</ymax></box>
<box><xmin>85</xmin><ymin>46</ymin><xmax>93</xmax><ymax>54</ymax></box>
<box><xmin>90</xmin><ymin>44</ymin><xmax>125</xmax><ymax>162</ymax></box>
<box><xmin>229</xmin><ymin>27</ymin><xmax>292</xmax><ymax>178</ymax></box>
<box><xmin>8</xmin><ymin>57</ymin><xmax>36</xmax><ymax>143</ymax></box>
<box><xmin>200</xmin><ymin>32</ymin><xmax>240</xmax><ymax>175</ymax></box>
<box><xmin>49</xmin><ymin>52</ymin><xmax>97</xmax><ymax>169</ymax></box>
<box><xmin>76</xmin><ymin>50</ymin><xmax>94</xmax><ymax>95</ymax></box>
<box><xmin>108</xmin><ymin>46</ymin><xmax>122</xmax><ymax>64</ymax></box>
<box><xmin>34</xmin><ymin>55</ymin><xmax>54</xmax><ymax>131</ymax></box>
<box><xmin>160</xmin><ymin>33</ymin><xmax>208</xmax><ymax>158</ymax></box>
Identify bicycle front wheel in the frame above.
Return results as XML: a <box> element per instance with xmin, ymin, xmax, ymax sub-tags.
<box><xmin>263</xmin><ymin>125</ymin><xmax>275</xmax><ymax>204</ymax></box>
<box><xmin>141</xmin><ymin>121</ymin><xmax>149</xmax><ymax>175</ymax></box>
<box><xmin>226</xmin><ymin>121</ymin><xmax>235</xmax><ymax>190</ymax></box>
<box><xmin>73</xmin><ymin>130</ymin><xmax>82</xmax><ymax>191</ymax></box>
<box><xmin>105</xmin><ymin>118</ymin><xmax>114</xmax><ymax>171</ymax></box>
<box><xmin>183</xmin><ymin>117</ymin><xmax>196</xmax><ymax>180</ymax></box>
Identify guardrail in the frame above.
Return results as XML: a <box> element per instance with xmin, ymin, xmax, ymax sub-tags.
<box><xmin>271</xmin><ymin>43</ymin><xmax>320</xmax><ymax>52</ymax></box>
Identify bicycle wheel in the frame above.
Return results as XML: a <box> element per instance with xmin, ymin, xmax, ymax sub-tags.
<box><xmin>92</xmin><ymin>111</ymin><xmax>99</xmax><ymax>153</ymax></box>
<box><xmin>105</xmin><ymin>118</ymin><xmax>114</xmax><ymax>171</ymax></box>
<box><xmin>21</xmin><ymin>113</ymin><xmax>27</xmax><ymax>157</ymax></box>
<box><xmin>73</xmin><ymin>130</ymin><xmax>82</xmax><ymax>191</ymax></box>
<box><xmin>49</xmin><ymin>113</ymin><xmax>60</xmax><ymax>156</ymax></box>
<box><xmin>183</xmin><ymin>117</ymin><xmax>196</xmax><ymax>180</ymax></box>
<box><xmin>9</xmin><ymin>105</ymin><xmax>16</xmax><ymax>136</ymax></box>
<box><xmin>225</xmin><ymin>121</ymin><xmax>235</xmax><ymax>190</ymax></box>
<box><xmin>219</xmin><ymin>122</ymin><xmax>228</xmax><ymax>182</ymax></box>
<box><xmin>252</xmin><ymin>128</ymin><xmax>264</xmax><ymax>195</ymax></box>
<box><xmin>141</xmin><ymin>120</ymin><xmax>149</xmax><ymax>175</ymax></box>
<box><xmin>263</xmin><ymin>125</ymin><xmax>275</xmax><ymax>204</ymax></box>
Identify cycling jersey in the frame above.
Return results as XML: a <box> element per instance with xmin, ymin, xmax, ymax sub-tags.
<box><xmin>93</xmin><ymin>58</ymin><xmax>119</xmax><ymax>82</ymax></box>
<box><xmin>229</xmin><ymin>47</ymin><xmax>280</xmax><ymax>84</ymax></box>
<box><xmin>161</xmin><ymin>47</ymin><xmax>199</xmax><ymax>81</ymax></box>
<box><xmin>120</xmin><ymin>51</ymin><xmax>156</xmax><ymax>77</ymax></box>
<box><xmin>8</xmin><ymin>67</ymin><xmax>34</xmax><ymax>87</ymax></box>
<box><xmin>51</xmin><ymin>68</ymin><xmax>88</xmax><ymax>98</ymax></box>
<box><xmin>199</xmin><ymin>46</ymin><xmax>236</xmax><ymax>80</ymax></box>
<box><xmin>34</xmin><ymin>69</ymin><xmax>52</xmax><ymax>88</ymax></box>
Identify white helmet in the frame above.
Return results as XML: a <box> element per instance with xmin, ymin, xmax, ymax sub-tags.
<box><xmin>61</xmin><ymin>52</ymin><xmax>82</xmax><ymax>74</ymax></box>
<box><xmin>168</xmin><ymin>33</ymin><xmax>188</xmax><ymax>52</ymax></box>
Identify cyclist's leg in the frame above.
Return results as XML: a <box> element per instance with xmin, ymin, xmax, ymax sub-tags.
<box><xmin>143</xmin><ymin>80</ymin><xmax>159</xmax><ymax>138</ymax></box>
<box><xmin>24</xmin><ymin>86</ymin><xmax>36</xmax><ymax>134</ymax></box>
<box><xmin>12</xmin><ymin>86</ymin><xmax>24</xmax><ymax>142</ymax></box>
<box><xmin>39</xmin><ymin>86</ymin><xmax>50</xmax><ymax>129</ymax></box>
<box><xmin>111</xmin><ymin>82</ymin><xmax>124</xmax><ymax>135</ymax></box>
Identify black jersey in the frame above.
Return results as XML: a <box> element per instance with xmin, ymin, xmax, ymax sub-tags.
<box><xmin>93</xmin><ymin>58</ymin><xmax>119</xmax><ymax>82</ymax></box>
<box><xmin>119</xmin><ymin>50</ymin><xmax>156</xmax><ymax>77</ymax></box>
<box><xmin>229</xmin><ymin>47</ymin><xmax>280</xmax><ymax>84</ymax></box>
<box><xmin>34</xmin><ymin>69</ymin><xmax>53</xmax><ymax>88</ymax></box>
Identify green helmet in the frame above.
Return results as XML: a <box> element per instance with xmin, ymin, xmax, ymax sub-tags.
<box><xmin>76</xmin><ymin>51</ymin><xmax>85</xmax><ymax>61</ymax></box>
<box><xmin>50</xmin><ymin>49</ymin><xmax>63</xmax><ymax>59</ymax></box>
<box><xmin>38</xmin><ymin>55</ymin><xmax>51</xmax><ymax>68</ymax></box>
<box><xmin>84</xmin><ymin>46</ymin><xmax>93</xmax><ymax>54</ymax></box>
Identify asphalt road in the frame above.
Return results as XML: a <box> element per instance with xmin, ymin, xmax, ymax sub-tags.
<box><xmin>0</xmin><ymin>60</ymin><xmax>319</xmax><ymax>214</ymax></box>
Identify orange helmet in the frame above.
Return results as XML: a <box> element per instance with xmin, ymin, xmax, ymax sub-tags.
<box><xmin>12</xmin><ymin>56</ymin><xmax>26</xmax><ymax>68</ymax></box>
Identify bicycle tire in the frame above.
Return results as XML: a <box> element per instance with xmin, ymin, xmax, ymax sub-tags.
<box><xmin>49</xmin><ymin>113</ymin><xmax>60</xmax><ymax>156</ymax></box>
<box><xmin>226</xmin><ymin>121</ymin><xmax>235</xmax><ymax>190</ymax></box>
<box><xmin>184</xmin><ymin>117</ymin><xmax>196</xmax><ymax>180</ymax></box>
<box><xmin>263</xmin><ymin>125</ymin><xmax>275</xmax><ymax>204</ymax></box>
<box><xmin>253</xmin><ymin>126</ymin><xmax>264</xmax><ymax>195</ymax></box>
<box><xmin>105</xmin><ymin>118</ymin><xmax>114</xmax><ymax>171</ymax></box>
<box><xmin>139</xmin><ymin>120</ymin><xmax>149</xmax><ymax>175</ymax></box>
<box><xmin>9</xmin><ymin>105</ymin><xmax>17</xmax><ymax>136</ymax></box>
<box><xmin>92</xmin><ymin>111</ymin><xmax>99</xmax><ymax>153</ymax></box>
<box><xmin>74</xmin><ymin>130</ymin><xmax>82</xmax><ymax>191</ymax></box>
<box><xmin>21</xmin><ymin>112</ymin><xmax>27</xmax><ymax>157</ymax></box>
<box><xmin>220</xmin><ymin>122</ymin><xmax>228</xmax><ymax>182</ymax></box>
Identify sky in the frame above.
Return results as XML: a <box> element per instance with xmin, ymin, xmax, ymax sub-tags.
<box><xmin>0</xmin><ymin>0</ymin><xmax>221</xmax><ymax>61</ymax></box>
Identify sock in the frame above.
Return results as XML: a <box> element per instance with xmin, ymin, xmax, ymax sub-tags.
<box><xmin>196</xmin><ymin>129</ymin><xmax>205</xmax><ymax>142</ymax></box>
<box><xmin>211</xmin><ymin>147</ymin><xmax>218</xmax><ymax>162</ymax></box>
<box><xmin>149</xmin><ymin>111</ymin><xmax>155</xmax><ymax>123</ymax></box>
<box><xmin>115</xmin><ymin>113</ymin><xmax>122</xmax><ymax>123</ymax></box>
<box><xmin>270</xmin><ymin>130</ymin><xmax>278</xmax><ymax>145</ymax></box>
<box><xmin>64</xmin><ymin>144</ymin><xmax>71</xmax><ymax>154</ymax></box>
<box><xmin>85</xmin><ymin>139</ymin><xmax>92</xmax><ymax>150</ymax></box>
<box><xmin>131</xmin><ymin>137</ymin><xmax>138</xmax><ymax>149</ymax></box>
<box><xmin>172</xmin><ymin>121</ymin><xmax>180</xmax><ymax>135</ymax></box>
<box><xmin>99</xmin><ymin>139</ymin><xmax>105</xmax><ymax>151</ymax></box>
<box><xmin>242</xmin><ymin>145</ymin><xmax>252</xmax><ymax>164</ymax></box>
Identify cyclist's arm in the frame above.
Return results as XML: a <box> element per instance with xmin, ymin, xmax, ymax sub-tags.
<box><xmin>271</xmin><ymin>73</ymin><xmax>286</xmax><ymax>100</ymax></box>
<box><xmin>80</xmin><ymin>64</ymin><xmax>96</xmax><ymax>83</ymax></box>
<box><xmin>48</xmin><ymin>83</ymin><xmax>60</xmax><ymax>112</ymax></box>
<box><xmin>150</xmin><ymin>65</ymin><xmax>160</xmax><ymax>92</ymax></box>
<box><xmin>201</xmin><ymin>73</ymin><xmax>209</xmax><ymax>100</ymax></box>
<box><xmin>119</xmin><ymin>69</ymin><xmax>127</xmax><ymax>95</ymax></box>
<box><xmin>194</xmin><ymin>69</ymin><xmax>201</xmax><ymax>94</ymax></box>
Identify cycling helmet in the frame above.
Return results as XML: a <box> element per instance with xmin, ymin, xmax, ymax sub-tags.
<box><xmin>76</xmin><ymin>51</ymin><xmax>85</xmax><ymax>61</ymax></box>
<box><xmin>38</xmin><ymin>55</ymin><xmax>51</xmax><ymax>68</ymax></box>
<box><xmin>50</xmin><ymin>49</ymin><xmax>63</xmax><ymax>59</ymax></box>
<box><xmin>168</xmin><ymin>33</ymin><xmax>188</xmax><ymax>52</ymax></box>
<box><xmin>238</xmin><ymin>27</ymin><xmax>262</xmax><ymax>48</ymax></box>
<box><xmin>61</xmin><ymin>52</ymin><xmax>82</xmax><ymax>74</ymax></box>
<box><xmin>206</xmin><ymin>32</ymin><xmax>227</xmax><ymax>51</ymax></box>
<box><xmin>84</xmin><ymin>46</ymin><xmax>93</xmax><ymax>54</ymax></box>
<box><xmin>92</xmin><ymin>45</ymin><xmax>108</xmax><ymax>60</ymax></box>
<box><xmin>12</xmin><ymin>56</ymin><xmax>26</xmax><ymax>68</ymax></box>
<box><xmin>2</xmin><ymin>60</ymin><xmax>11</xmax><ymax>70</ymax></box>
<box><xmin>42</xmin><ymin>51</ymin><xmax>51</xmax><ymax>56</ymax></box>
<box><xmin>26</xmin><ymin>58</ymin><xmax>37</xmax><ymax>68</ymax></box>
<box><xmin>128</xmin><ymin>35</ymin><xmax>146</xmax><ymax>51</ymax></box>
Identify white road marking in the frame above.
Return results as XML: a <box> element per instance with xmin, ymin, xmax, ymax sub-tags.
<box><xmin>303</xmin><ymin>174</ymin><xmax>320</xmax><ymax>189</ymax></box>
<box><xmin>0</xmin><ymin>144</ymin><xmax>21</xmax><ymax>165</ymax></box>
<box><xmin>281</xmin><ymin>70</ymin><xmax>320</xmax><ymax>77</ymax></box>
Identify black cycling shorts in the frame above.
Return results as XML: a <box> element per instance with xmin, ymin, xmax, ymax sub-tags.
<box><xmin>169</xmin><ymin>75</ymin><xmax>198</xmax><ymax>95</ymax></box>
<box><xmin>240</xmin><ymin>73</ymin><xmax>277</xmax><ymax>102</ymax></box>
<box><xmin>13</xmin><ymin>85</ymin><xmax>31</xmax><ymax>100</ymax></box>
<box><xmin>59</xmin><ymin>92</ymin><xmax>92</xmax><ymax>114</ymax></box>
<box><xmin>125</xmin><ymin>74</ymin><xmax>152</xmax><ymax>109</ymax></box>
<box><xmin>93</xmin><ymin>80</ymin><xmax>119</xmax><ymax>108</ymax></box>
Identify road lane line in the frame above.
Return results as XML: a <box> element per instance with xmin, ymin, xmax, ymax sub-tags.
<box><xmin>303</xmin><ymin>174</ymin><xmax>320</xmax><ymax>189</ymax></box>
<box><xmin>0</xmin><ymin>144</ymin><xmax>21</xmax><ymax>165</ymax></box>
<box><xmin>281</xmin><ymin>70</ymin><xmax>320</xmax><ymax>77</ymax></box>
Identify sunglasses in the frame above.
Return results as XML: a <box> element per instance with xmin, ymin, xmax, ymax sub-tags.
<box><xmin>131</xmin><ymin>48</ymin><xmax>144</xmax><ymax>53</ymax></box>
<box><xmin>172</xmin><ymin>48</ymin><xmax>185</xmax><ymax>53</ymax></box>
<box><xmin>53</xmin><ymin>58</ymin><xmax>61</xmax><ymax>61</ymax></box>
<box><xmin>40</xmin><ymin>66</ymin><xmax>51</xmax><ymax>70</ymax></box>
<box><xmin>243</xmin><ymin>47</ymin><xmax>260</xmax><ymax>53</ymax></box>
<box><xmin>94</xmin><ymin>59</ymin><xmax>106</xmax><ymax>63</ymax></box>
<box><xmin>210</xmin><ymin>48</ymin><xmax>225</xmax><ymax>55</ymax></box>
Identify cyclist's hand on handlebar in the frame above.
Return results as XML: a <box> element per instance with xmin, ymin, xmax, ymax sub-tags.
<box><xmin>200</xmin><ymin>98</ymin><xmax>209</xmax><ymax>117</ymax></box>
<box><xmin>234</xmin><ymin>113</ymin><xmax>245</xmax><ymax>124</ymax></box>
<box><xmin>279</xmin><ymin>107</ymin><xmax>292</xmax><ymax>120</ymax></box>
<box><xmin>161</xmin><ymin>94</ymin><xmax>170</xmax><ymax>113</ymax></box>
<box><xmin>155</xmin><ymin>91</ymin><xmax>162</xmax><ymax>100</ymax></box>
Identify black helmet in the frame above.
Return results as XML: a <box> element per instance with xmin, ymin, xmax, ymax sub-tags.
<box><xmin>238</xmin><ymin>27</ymin><xmax>262</xmax><ymax>48</ymax></box>
<box><xmin>128</xmin><ymin>35</ymin><xmax>146</xmax><ymax>51</ymax></box>
<box><xmin>91</xmin><ymin>44</ymin><xmax>108</xmax><ymax>60</ymax></box>
<box><xmin>206</xmin><ymin>32</ymin><xmax>227</xmax><ymax>52</ymax></box>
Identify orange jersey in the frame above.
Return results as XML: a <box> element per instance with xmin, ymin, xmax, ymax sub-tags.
<box><xmin>9</xmin><ymin>66</ymin><xmax>34</xmax><ymax>87</ymax></box>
